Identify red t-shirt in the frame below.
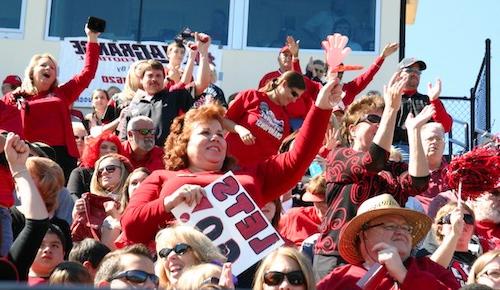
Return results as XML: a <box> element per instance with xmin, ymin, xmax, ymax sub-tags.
<box><xmin>225</xmin><ymin>89</ymin><xmax>290</xmax><ymax>166</ymax></box>
<box><xmin>317</xmin><ymin>257</ymin><xmax>460</xmax><ymax>290</ymax></box>
<box><xmin>278</xmin><ymin>206</ymin><xmax>321</xmax><ymax>247</ymax></box>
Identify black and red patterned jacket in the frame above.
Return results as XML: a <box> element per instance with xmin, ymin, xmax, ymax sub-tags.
<box><xmin>314</xmin><ymin>143</ymin><xmax>430</xmax><ymax>256</ymax></box>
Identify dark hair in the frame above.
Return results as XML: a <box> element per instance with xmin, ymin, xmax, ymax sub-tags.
<box><xmin>259</xmin><ymin>71</ymin><xmax>305</xmax><ymax>93</ymax></box>
<box><xmin>136</xmin><ymin>59</ymin><xmax>165</xmax><ymax>79</ymax></box>
<box><xmin>459</xmin><ymin>284</ymin><xmax>494</xmax><ymax>290</ymax></box>
<box><xmin>68</xmin><ymin>238</ymin><xmax>111</xmax><ymax>269</ymax></box>
<box><xmin>47</xmin><ymin>224</ymin><xmax>68</xmax><ymax>255</ymax></box>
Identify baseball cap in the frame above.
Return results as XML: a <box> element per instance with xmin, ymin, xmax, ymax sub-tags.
<box><xmin>2</xmin><ymin>75</ymin><xmax>22</xmax><ymax>87</ymax></box>
<box><xmin>399</xmin><ymin>58</ymin><xmax>427</xmax><ymax>71</ymax></box>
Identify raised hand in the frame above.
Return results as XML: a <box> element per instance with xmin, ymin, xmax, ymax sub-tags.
<box><xmin>404</xmin><ymin>104</ymin><xmax>435</xmax><ymax>130</ymax></box>
<box><xmin>321</xmin><ymin>33</ymin><xmax>351</xmax><ymax>74</ymax></box>
<box><xmin>5</xmin><ymin>133</ymin><xmax>29</xmax><ymax>173</ymax></box>
<box><xmin>428</xmin><ymin>79</ymin><xmax>442</xmax><ymax>101</ymax></box>
<box><xmin>380</xmin><ymin>42</ymin><xmax>399</xmax><ymax>58</ymax></box>
<box><xmin>286</xmin><ymin>35</ymin><xmax>300</xmax><ymax>57</ymax></box>
<box><xmin>383</xmin><ymin>71</ymin><xmax>407</xmax><ymax>111</ymax></box>
<box><xmin>315</xmin><ymin>77</ymin><xmax>343</xmax><ymax>109</ymax></box>
<box><xmin>85</xmin><ymin>24</ymin><xmax>100</xmax><ymax>43</ymax></box>
<box><xmin>196</xmin><ymin>32</ymin><xmax>211</xmax><ymax>56</ymax></box>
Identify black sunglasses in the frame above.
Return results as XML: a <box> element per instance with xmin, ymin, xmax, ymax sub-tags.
<box><xmin>264</xmin><ymin>270</ymin><xmax>305</xmax><ymax>286</ymax></box>
<box><xmin>290</xmin><ymin>90</ymin><xmax>300</xmax><ymax>98</ymax></box>
<box><xmin>158</xmin><ymin>243</ymin><xmax>191</xmax><ymax>258</ymax></box>
<box><xmin>439</xmin><ymin>213</ymin><xmax>474</xmax><ymax>225</ymax></box>
<box><xmin>109</xmin><ymin>270</ymin><xmax>159</xmax><ymax>286</ymax></box>
<box><xmin>358</xmin><ymin>114</ymin><xmax>381</xmax><ymax>125</ymax></box>
<box><xmin>133</xmin><ymin>128</ymin><xmax>156</xmax><ymax>136</ymax></box>
<box><xmin>315</xmin><ymin>68</ymin><xmax>325</xmax><ymax>74</ymax></box>
<box><xmin>98</xmin><ymin>164</ymin><xmax>119</xmax><ymax>175</ymax></box>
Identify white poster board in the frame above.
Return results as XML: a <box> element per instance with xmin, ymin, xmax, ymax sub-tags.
<box><xmin>171</xmin><ymin>171</ymin><xmax>284</xmax><ymax>275</ymax></box>
<box><xmin>58</xmin><ymin>37</ymin><xmax>223</xmax><ymax>107</ymax></box>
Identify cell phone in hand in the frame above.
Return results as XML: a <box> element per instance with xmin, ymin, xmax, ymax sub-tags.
<box><xmin>87</xmin><ymin>16</ymin><xmax>106</xmax><ymax>33</ymax></box>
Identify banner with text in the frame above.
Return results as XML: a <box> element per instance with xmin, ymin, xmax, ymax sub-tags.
<box><xmin>171</xmin><ymin>171</ymin><xmax>284</xmax><ymax>275</ymax></box>
<box><xmin>58</xmin><ymin>37</ymin><xmax>222</xmax><ymax>107</ymax></box>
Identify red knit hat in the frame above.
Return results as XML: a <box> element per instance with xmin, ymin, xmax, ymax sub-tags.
<box><xmin>2</xmin><ymin>75</ymin><xmax>22</xmax><ymax>87</ymax></box>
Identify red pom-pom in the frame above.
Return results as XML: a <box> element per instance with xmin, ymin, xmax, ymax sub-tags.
<box><xmin>446</xmin><ymin>146</ymin><xmax>500</xmax><ymax>198</ymax></box>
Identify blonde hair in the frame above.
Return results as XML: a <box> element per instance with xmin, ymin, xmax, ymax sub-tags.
<box><xmin>253</xmin><ymin>247</ymin><xmax>315</xmax><ymax>290</ymax></box>
<box><xmin>22</xmin><ymin>53</ymin><xmax>59</xmax><ymax>95</ymax></box>
<box><xmin>341</xmin><ymin>95</ymin><xmax>384</xmax><ymax>146</ymax></box>
<box><xmin>119</xmin><ymin>60</ymin><xmax>147</xmax><ymax>102</ymax></box>
<box><xmin>90</xmin><ymin>153</ymin><xmax>132</xmax><ymax>196</ymax></box>
<box><xmin>467</xmin><ymin>249</ymin><xmax>500</xmax><ymax>284</ymax></box>
<box><xmin>433</xmin><ymin>202</ymin><xmax>475</xmax><ymax>243</ymax></box>
<box><xmin>155</xmin><ymin>224</ymin><xmax>226</xmax><ymax>289</ymax></box>
<box><xmin>176</xmin><ymin>263</ymin><xmax>222</xmax><ymax>290</ymax></box>
<box><xmin>26</xmin><ymin>156</ymin><xmax>64</xmax><ymax>213</ymax></box>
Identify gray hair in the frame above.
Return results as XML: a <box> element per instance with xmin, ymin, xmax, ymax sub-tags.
<box><xmin>126</xmin><ymin>116</ymin><xmax>154</xmax><ymax>132</ymax></box>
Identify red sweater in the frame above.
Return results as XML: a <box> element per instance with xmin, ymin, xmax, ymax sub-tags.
<box><xmin>2</xmin><ymin>42</ymin><xmax>100</xmax><ymax>158</ymax></box>
<box><xmin>278</xmin><ymin>206</ymin><xmax>321</xmax><ymax>247</ymax></box>
<box><xmin>225</xmin><ymin>89</ymin><xmax>290</xmax><ymax>166</ymax></box>
<box><xmin>317</xmin><ymin>257</ymin><xmax>460</xmax><ymax>290</ymax></box>
<box><xmin>0</xmin><ymin>100</ymin><xmax>23</xmax><ymax>207</ymax></box>
<box><xmin>121</xmin><ymin>141</ymin><xmax>165</xmax><ymax>172</ymax></box>
<box><xmin>120</xmin><ymin>105</ymin><xmax>331</xmax><ymax>245</ymax></box>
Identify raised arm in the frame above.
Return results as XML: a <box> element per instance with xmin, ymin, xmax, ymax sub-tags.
<box><xmin>405</xmin><ymin>105</ymin><xmax>433</xmax><ymax>177</ymax></box>
<box><xmin>427</xmin><ymin>79</ymin><xmax>453</xmax><ymax>132</ymax></box>
<box><xmin>193</xmin><ymin>32</ymin><xmax>212</xmax><ymax>96</ymax></box>
<box><xmin>430</xmin><ymin>208</ymin><xmax>464</xmax><ymax>267</ymax></box>
<box><xmin>59</xmin><ymin>24</ymin><xmax>101</xmax><ymax>106</ymax></box>
<box><xmin>373</xmin><ymin>72</ymin><xmax>406</xmax><ymax>152</ymax></box>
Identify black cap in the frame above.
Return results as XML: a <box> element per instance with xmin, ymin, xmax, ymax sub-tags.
<box><xmin>399</xmin><ymin>57</ymin><xmax>427</xmax><ymax>71</ymax></box>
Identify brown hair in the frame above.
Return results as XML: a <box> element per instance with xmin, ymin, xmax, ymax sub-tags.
<box><xmin>341</xmin><ymin>95</ymin><xmax>384</xmax><ymax>146</ymax></box>
<box><xmin>433</xmin><ymin>202</ymin><xmax>475</xmax><ymax>243</ymax></box>
<box><xmin>26</xmin><ymin>156</ymin><xmax>64</xmax><ymax>213</ymax></box>
<box><xmin>136</xmin><ymin>59</ymin><xmax>165</xmax><ymax>79</ymax></box>
<box><xmin>119</xmin><ymin>167</ymin><xmax>151</xmax><ymax>213</ymax></box>
<box><xmin>22</xmin><ymin>53</ymin><xmax>59</xmax><ymax>95</ymax></box>
<box><xmin>164</xmin><ymin>103</ymin><xmax>235</xmax><ymax>171</ymax></box>
<box><xmin>49</xmin><ymin>261</ymin><xmax>92</xmax><ymax>286</ymax></box>
<box><xmin>90</xmin><ymin>153</ymin><xmax>133</xmax><ymax>197</ymax></box>
<box><xmin>259</xmin><ymin>71</ymin><xmax>305</xmax><ymax>93</ymax></box>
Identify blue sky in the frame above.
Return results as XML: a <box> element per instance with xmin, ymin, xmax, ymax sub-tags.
<box><xmin>406</xmin><ymin>0</ymin><xmax>499</xmax><ymax>135</ymax></box>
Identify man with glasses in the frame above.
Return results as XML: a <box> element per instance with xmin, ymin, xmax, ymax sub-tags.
<box><xmin>394</xmin><ymin>58</ymin><xmax>453</xmax><ymax>162</ymax></box>
<box><xmin>317</xmin><ymin>194</ymin><xmax>459</xmax><ymax>290</ymax></box>
<box><xmin>122</xmin><ymin>116</ymin><xmax>164</xmax><ymax>171</ymax></box>
<box><xmin>95</xmin><ymin>244</ymin><xmax>159</xmax><ymax>289</ymax></box>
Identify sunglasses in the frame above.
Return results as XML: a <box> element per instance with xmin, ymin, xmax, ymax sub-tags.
<box><xmin>158</xmin><ymin>243</ymin><xmax>191</xmax><ymax>258</ymax></box>
<box><xmin>439</xmin><ymin>213</ymin><xmax>474</xmax><ymax>225</ymax></box>
<box><xmin>402</xmin><ymin>67</ymin><xmax>422</xmax><ymax>75</ymax></box>
<box><xmin>133</xmin><ymin>128</ymin><xmax>156</xmax><ymax>136</ymax></box>
<box><xmin>98</xmin><ymin>164</ymin><xmax>120</xmax><ymax>175</ymax></box>
<box><xmin>315</xmin><ymin>68</ymin><xmax>325</xmax><ymax>74</ymax></box>
<box><xmin>109</xmin><ymin>270</ymin><xmax>159</xmax><ymax>286</ymax></box>
<box><xmin>74</xmin><ymin>135</ymin><xmax>86</xmax><ymax>141</ymax></box>
<box><xmin>358</xmin><ymin>114</ymin><xmax>381</xmax><ymax>125</ymax></box>
<box><xmin>264</xmin><ymin>270</ymin><xmax>305</xmax><ymax>286</ymax></box>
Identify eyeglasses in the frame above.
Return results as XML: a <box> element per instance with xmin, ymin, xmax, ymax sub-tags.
<box><xmin>133</xmin><ymin>128</ymin><xmax>156</xmax><ymax>136</ymax></box>
<box><xmin>402</xmin><ymin>67</ymin><xmax>422</xmax><ymax>75</ymax></box>
<box><xmin>357</xmin><ymin>114</ymin><xmax>381</xmax><ymax>125</ymax></box>
<box><xmin>202</xmin><ymin>276</ymin><xmax>220</xmax><ymax>285</ymax></box>
<box><xmin>108</xmin><ymin>270</ymin><xmax>159</xmax><ymax>287</ymax></box>
<box><xmin>158</xmin><ymin>243</ymin><xmax>191</xmax><ymax>258</ymax></box>
<box><xmin>74</xmin><ymin>135</ymin><xmax>86</xmax><ymax>141</ymax></box>
<box><xmin>479</xmin><ymin>269</ymin><xmax>500</xmax><ymax>280</ymax></box>
<box><xmin>315</xmin><ymin>68</ymin><xmax>325</xmax><ymax>74</ymax></box>
<box><xmin>362</xmin><ymin>223</ymin><xmax>413</xmax><ymax>234</ymax></box>
<box><xmin>439</xmin><ymin>213</ymin><xmax>474</xmax><ymax>225</ymax></box>
<box><xmin>264</xmin><ymin>270</ymin><xmax>305</xmax><ymax>286</ymax></box>
<box><xmin>97</xmin><ymin>165</ymin><xmax>120</xmax><ymax>175</ymax></box>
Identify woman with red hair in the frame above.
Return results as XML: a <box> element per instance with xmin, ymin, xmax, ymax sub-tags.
<box><xmin>67</xmin><ymin>133</ymin><xmax>126</xmax><ymax>199</ymax></box>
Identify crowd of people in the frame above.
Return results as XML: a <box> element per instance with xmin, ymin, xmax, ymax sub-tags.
<box><xmin>0</xmin><ymin>22</ymin><xmax>499</xmax><ymax>290</ymax></box>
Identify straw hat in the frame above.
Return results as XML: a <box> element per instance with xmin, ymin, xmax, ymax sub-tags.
<box><xmin>338</xmin><ymin>194</ymin><xmax>432</xmax><ymax>265</ymax></box>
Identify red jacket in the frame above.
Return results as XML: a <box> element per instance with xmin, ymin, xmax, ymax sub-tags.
<box><xmin>120</xmin><ymin>106</ymin><xmax>331</xmax><ymax>246</ymax></box>
<box><xmin>2</xmin><ymin>42</ymin><xmax>100</xmax><ymax>158</ymax></box>
<box><xmin>278</xmin><ymin>206</ymin><xmax>321</xmax><ymax>247</ymax></box>
<box><xmin>317</xmin><ymin>257</ymin><xmax>460</xmax><ymax>290</ymax></box>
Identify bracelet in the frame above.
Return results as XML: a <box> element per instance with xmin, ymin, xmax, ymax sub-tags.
<box><xmin>11</xmin><ymin>168</ymin><xmax>29</xmax><ymax>179</ymax></box>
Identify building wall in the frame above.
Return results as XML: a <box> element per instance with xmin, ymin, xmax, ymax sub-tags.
<box><xmin>1</xmin><ymin>0</ymin><xmax>401</xmax><ymax>108</ymax></box>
